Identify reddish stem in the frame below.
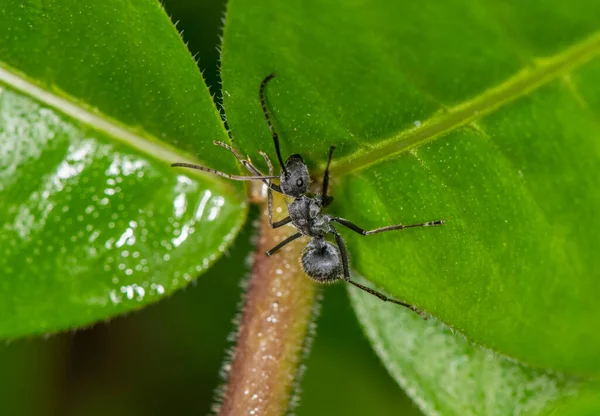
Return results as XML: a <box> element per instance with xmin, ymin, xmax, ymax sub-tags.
<box><xmin>219</xmin><ymin>193</ymin><xmax>317</xmax><ymax>416</ymax></box>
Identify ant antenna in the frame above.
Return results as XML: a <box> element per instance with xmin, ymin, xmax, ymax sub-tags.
<box><xmin>171</xmin><ymin>162</ymin><xmax>279</xmax><ymax>181</ymax></box>
<box><xmin>260</xmin><ymin>74</ymin><xmax>288</xmax><ymax>176</ymax></box>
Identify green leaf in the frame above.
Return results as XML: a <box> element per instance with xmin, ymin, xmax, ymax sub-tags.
<box><xmin>540</xmin><ymin>386</ymin><xmax>600</xmax><ymax>416</ymax></box>
<box><xmin>349</xmin><ymin>276</ymin><xmax>581</xmax><ymax>416</ymax></box>
<box><xmin>221</xmin><ymin>0</ymin><xmax>600</xmax><ymax>376</ymax></box>
<box><xmin>0</xmin><ymin>0</ymin><xmax>246</xmax><ymax>337</ymax></box>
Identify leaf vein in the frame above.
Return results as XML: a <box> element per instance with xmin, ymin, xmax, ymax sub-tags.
<box><xmin>0</xmin><ymin>62</ymin><xmax>236</xmax><ymax>188</ymax></box>
<box><xmin>330</xmin><ymin>32</ymin><xmax>600</xmax><ymax>177</ymax></box>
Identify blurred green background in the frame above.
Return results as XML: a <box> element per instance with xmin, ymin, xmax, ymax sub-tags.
<box><xmin>0</xmin><ymin>1</ymin><xmax>421</xmax><ymax>415</ymax></box>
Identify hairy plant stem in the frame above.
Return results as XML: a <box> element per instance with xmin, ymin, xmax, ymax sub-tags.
<box><xmin>219</xmin><ymin>192</ymin><xmax>317</xmax><ymax>415</ymax></box>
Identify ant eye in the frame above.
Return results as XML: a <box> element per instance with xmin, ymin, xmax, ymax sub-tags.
<box><xmin>296</xmin><ymin>178</ymin><xmax>304</xmax><ymax>188</ymax></box>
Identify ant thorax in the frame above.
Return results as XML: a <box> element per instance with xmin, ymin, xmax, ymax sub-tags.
<box><xmin>286</xmin><ymin>195</ymin><xmax>330</xmax><ymax>237</ymax></box>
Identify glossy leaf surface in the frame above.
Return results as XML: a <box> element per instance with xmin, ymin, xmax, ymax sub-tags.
<box><xmin>0</xmin><ymin>0</ymin><xmax>246</xmax><ymax>336</ymax></box>
<box><xmin>221</xmin><ymin>0</ymin><xmax>600</xmax><ymax>375</ymax></box>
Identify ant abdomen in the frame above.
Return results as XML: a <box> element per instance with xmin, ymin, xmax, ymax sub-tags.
<box><xmin>301</xmin><ymin>238</ymin><xmax>343</xmax><ymax>284</ymax></box>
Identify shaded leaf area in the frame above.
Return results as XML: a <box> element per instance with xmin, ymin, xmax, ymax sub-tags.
<box><xmin>0</xmin><ymin>0</ymin><xmax>233</xmax><ymax>170</ymax></box>
<box><xmin>349</xmin><ymin>279</ymin><xmax>580</xmax><ymax>416</ymax></box>
<box><xmin>0</xmin><ymin>87</ymin><xmax>245</xmax><ymax>337</ymax></box>
<box><xmin>221</xmin><ymin>0</ymin><xmax>600</xmax><ymax>374</ymax></box>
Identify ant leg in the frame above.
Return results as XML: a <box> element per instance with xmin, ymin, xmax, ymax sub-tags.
<box><xmin>330</xmin><ymin>229</ymin><xmax>424</xmax><ymax>316</ymax></box>
<box><xmin>346</xmin><ymin>280</ymin><xmax>424</xmax><ymax>315</ymax></box>
<box><xmin>330</xmin><ymin>230</ymin><xmax>350</xmax><ymax>277</ymax></box>
<box><xmin>214</xmin><ymin>140</ymin><xmax>282</xmax><ymax>193</ymax></box>
<box><xmin>213</xmin><ymin>140</ymin><xmax>261</xmax><ymax>175</ymax></box>
<box><xmin>260</xmin><ymin>150</ymin><xmax>274</xmax><ymax>227</ymax></box>
<box><xmin>321</xmin><ymin>146</ymin><xmax>335</xmax><ymax>207</ymax></box>
<box><xmin>171</xmin><ymin>163</ymin><xmax>278</xmax><ymax>181</ymax></box>
<box><xmin>265</xmin><ymin>232</ymin><xmax>302</xmax><ymax>257</ymax></box>
<box><xmin>260</xmin><ymin>74</ymin><xmax>288</xmax><ymax>175</ymax></box>
<box><xmin>259</xmin><ymin>150</ymin><xmax>291</xmax><ymax>229</ymax></box>
<box><xmin>272</xmin><ymin>217</ymin><xmax>292</xmax><ymax>228</ymax></box>
<box><xmin>331</xmin><ymin>217</ymin><xmax>444</xmax><ymax>235</ymax></box>
<box><xmin>260</xmin><ymin>149</ymin><xmax>274</xmax><ymax>227</ymax></box>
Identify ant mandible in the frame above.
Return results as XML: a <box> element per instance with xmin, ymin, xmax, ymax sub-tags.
<box><xmin>171</xmin><ymin>74</ymin><xmax>444</xmax><ymax>315</ymax></box>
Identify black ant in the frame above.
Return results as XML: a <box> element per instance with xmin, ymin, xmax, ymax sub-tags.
<box><xmin>171</xmin><ymin>74</ymin><xmax>444</xmax><ymax>315</ymax></box>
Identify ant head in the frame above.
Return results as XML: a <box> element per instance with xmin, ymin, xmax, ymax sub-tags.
<box><xmin>279</xmin><ymin>154</ymin><xmax>310</xmax><ymax>197</ymax></box>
